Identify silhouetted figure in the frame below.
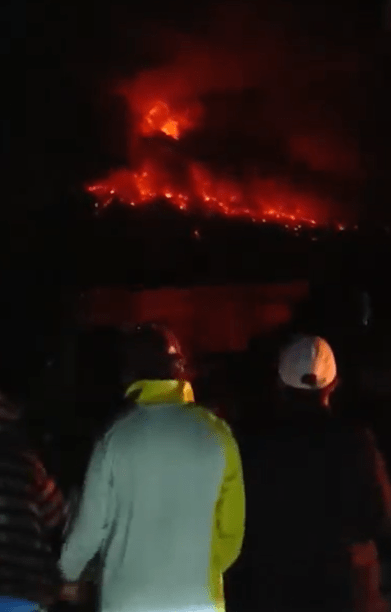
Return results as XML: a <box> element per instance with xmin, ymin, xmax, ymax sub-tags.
<box><xmin>60</xmin><ymin>323</ymin><xmax>245</xmax><ymax>612</ymax></box>
<box><xmin>228</xmin><ymin>335</ymin><xmax>391</xmax><ymax>612</ymax></box>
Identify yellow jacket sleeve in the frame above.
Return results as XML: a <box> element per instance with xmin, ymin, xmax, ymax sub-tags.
<box><xmin>214</xmin><ymin>420</ymin><xmax>245</xmax><ymax>573</ymax></box>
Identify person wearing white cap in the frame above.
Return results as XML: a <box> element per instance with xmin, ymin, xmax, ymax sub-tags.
<box><xmin>231</xmin><ymin>335</ymin><xmax>391</xmax><ymax>612</ymax></box>
<box><xmin>278</xmin><ymin>335</ymin><xmax>338</xmax><ymax>400</ymax></box>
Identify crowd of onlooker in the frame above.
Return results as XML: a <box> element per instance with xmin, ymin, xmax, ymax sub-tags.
<box><xmin>2</xmin><ymin>284</ymin><xmax>391</xmax><ymax>612</ymax></box>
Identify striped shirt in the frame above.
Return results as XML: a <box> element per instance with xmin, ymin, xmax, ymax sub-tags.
<box><xmin>24</xmin><ymin>452</ymin><xmax>66</xmax><ymax>530</ymax></box>
<box><xmin>0</xmin><ymin>418</ymin><xmax>65</xmax><ymax>605</ymax></box>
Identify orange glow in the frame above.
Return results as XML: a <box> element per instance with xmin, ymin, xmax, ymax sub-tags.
<box><xmin>139</xmin><ymin>100</ymin><xmax>202</xmax><ymax>140</ymax></box>
<box><xmin>87</xmin><ymin>161</ymin><xmax>325</xmax><ymax>226</ymax></box>
<box><xmin>85</xmin><ymin>12</ymin><xmax>366</xmax><ymax>230</ymax></box>
<box><xmin>87</xmin><ymin>63</ymin><xmax>348</xmax><ymax>228</ymax></box>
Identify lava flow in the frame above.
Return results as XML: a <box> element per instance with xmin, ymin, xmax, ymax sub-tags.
<box><xmin>87</xmin><ymin>154</ymin><xmax>321</xmax><ymax>227</ymax></box>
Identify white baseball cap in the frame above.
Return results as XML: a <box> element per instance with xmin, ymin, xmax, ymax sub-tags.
<box><xmin>278</xmin><ymin>335</ymin><xmax>337</xmax><ymax>390</ymax></box>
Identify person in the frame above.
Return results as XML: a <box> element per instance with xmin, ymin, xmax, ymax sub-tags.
<box><xmin>230</xmin><ymin>335</ymin><xmax>391</xmax><ymax>612</ymax></box>
<box><xmin>0</xmin><ymin>388</ymin><xmax>66</xmax><ymax>612</ymax></box>
<box><xmin>59</xmin><ymin>322</ymin><xmax>245</xmax><ymax>612</ymax></box>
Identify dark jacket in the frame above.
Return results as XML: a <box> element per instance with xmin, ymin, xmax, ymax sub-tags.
<box><xmin>0</xmin><ymin>402</ymin><xmax>66</xmax><ymax>605</ymax></box>
<box><xmin>229</xmin><ymin>407</ymin><xmax>391</xmax><ymax>612</ymax></box>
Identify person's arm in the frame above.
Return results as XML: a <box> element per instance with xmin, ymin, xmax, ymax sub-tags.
<box><xmin>60</xmin><ymin>581</ymin><xmax>94</xmax><ymax>603</ymax></box>
<box><xmin>371</xmin><ymin>439</ymin><xmax>391</xmax><ymax>535</ymax></box>
<box><xmin>59</xmin><ymin>438</ymin><xmax>114</xmax><ymax>581</ymax></box>
<box><xmin>214</xmin><ymin>421</ymin><xmax>246</xmax><ymax>573</ymax></box>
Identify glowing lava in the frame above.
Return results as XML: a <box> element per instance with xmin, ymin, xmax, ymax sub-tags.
<box><xmin>87</xmin><ymin>161</ymin><xmax>322</xmax><ymax>227</ymax></box>
<box><xmin>85</xmin><ymin>11</ymin><xmax>364</xmax><ymax>229</ymax></box>
<box><xmin>87</xmin><ymin>79</ymin><xmax>341</xmax><ymax>228</ymax></box>
<box><xmin>139</xmin><ymin>100</ymin><xmax>201</xmax><ymax>140</ymax></box>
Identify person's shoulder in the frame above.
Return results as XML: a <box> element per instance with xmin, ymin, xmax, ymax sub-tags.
<box><xmin>350</xmin><ymin>423</ymin><xmax>378</xmax><ymax>448</ymax></box>
<box><xmin>2</xmin><ymin>427</ymin><xmax>34</xmax><ymax>461</ymax></box>
<box><xmin>329</xmin><ymin>416</ymin><xmax>377</xmax><ymax>451</ymax></box>
<box><xmin>190</xmin><ymin>404</ymin><xmax>230</xmax><ymax>427</ymax></box>
<box><xmin>99</xmin><ymin>407</ymin><xmax>139</xmax><ymax>445</ymax></box>
<box><xmin>189</xmin><ymin>405</ymin><xmax>238</xmax><ymax>447</ymax></box>
<box><xmin>332</xmin><ymin>415</ymin><xmax>374</xmax><ymax>437</ymax></box>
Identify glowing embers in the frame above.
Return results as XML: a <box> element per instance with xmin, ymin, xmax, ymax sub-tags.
<box><xmin>87</xmin><ymin>163</ymin><xmax>190</xmax><ymax>211</ymax></box>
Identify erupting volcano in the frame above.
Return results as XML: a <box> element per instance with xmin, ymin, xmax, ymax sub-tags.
<box><xmin>87</xmin><ymin>15</ymin><xmax>362</xmax><ymax>228</ymax></box>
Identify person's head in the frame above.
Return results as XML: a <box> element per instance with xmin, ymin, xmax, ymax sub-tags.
<box><xmin>277</xmin><ymin>335</ymin><xmax>338</xmax><ymax>409</ymax></box>
<box><xmin>0</xmin><ymin>363</ymin><xmax>24</xmax><ymax>421</ymax></box>
<box><xmin>121</xmin><ymin>322</ymin><xmax>187</xmax><ymax>388</ymax></box>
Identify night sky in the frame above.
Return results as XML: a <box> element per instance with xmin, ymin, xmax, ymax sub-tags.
<box><xmin>1</xmin><ymin>0</ymin><xmax>390</xmax><ymax>385</ymax></box>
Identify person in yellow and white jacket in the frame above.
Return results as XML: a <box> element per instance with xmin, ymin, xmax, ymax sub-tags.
<box><xmin>59</xmin><ymin>323</ymin><xmax>245</xmax><ymax>612</ymax></box>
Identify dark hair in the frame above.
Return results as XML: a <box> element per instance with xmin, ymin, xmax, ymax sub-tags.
<box><xmin>278</xmin><ymin>375</ymin><xmax>339</xmax><ymax>409</ymax></box>
<box><xmin>300</xmin><ymin>373</ymin><xmax>318</xmax><ymax>388</ymax></box>
<box><xmin>121</xmin><ymin>322</ymin><xmax>187</xmax><ymax>383</ymax></box>
<box><xmin>279</xmin><ymin>384</ymin><xmax>325</xmax><ymax>407</ymax></box>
